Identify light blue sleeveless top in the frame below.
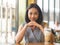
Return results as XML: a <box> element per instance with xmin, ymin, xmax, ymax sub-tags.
<box><xmin>23</xmin><ymin>23</ymin><xmax>44</xmax><ymax>43</ymax></box>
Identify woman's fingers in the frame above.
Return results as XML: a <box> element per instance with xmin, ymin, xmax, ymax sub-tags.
<box><xmin>27</xmin><ymin>22</ymin><xmax>33</xmax><ymax>27</ymax></box>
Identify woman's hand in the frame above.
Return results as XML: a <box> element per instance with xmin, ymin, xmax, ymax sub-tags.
<box><xmin>27</xmin><ymin>21</ymin><xmax>44</xmax><ymax>32</ymax></box>
<box><xmin>27</xmin><ymin>21</ymin><xmax>40</xmax><ymax>27</ymax></box>
<box><xmin>26</xmin><ymin>21</ymin><xmax>38</xmax><ymax>27</ymax></box>
<box><xmin>26</xmin><ymin>21</ymin><xmax>43</xmax><ymax>31</ymax></box>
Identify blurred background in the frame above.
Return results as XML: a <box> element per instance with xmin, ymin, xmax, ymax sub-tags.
<box><xmin>0</xmin><ymin>0</ymin><xmax>60</xmax><ymax>45</ymax></box>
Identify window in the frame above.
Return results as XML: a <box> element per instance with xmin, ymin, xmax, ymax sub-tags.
<box><xmin>0</xmin><ymin>0</ymin><xmax>18</xmax><ymax>44</ymax></box>
<box><xmin>37</xmin><ymin>0</ymin><xmax>60</xmax><ymax>27</ymax></box>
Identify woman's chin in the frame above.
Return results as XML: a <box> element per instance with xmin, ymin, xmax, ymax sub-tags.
<box><xmin>30</xmin><ymin>20</ymin><xmax>36</xmax><ymax>21</ymax></box>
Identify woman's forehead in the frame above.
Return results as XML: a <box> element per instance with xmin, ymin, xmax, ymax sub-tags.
<box><xmin>28</xmin><ymin>8</ymin><xmax>38</xmax><ymax>12</ymax></box>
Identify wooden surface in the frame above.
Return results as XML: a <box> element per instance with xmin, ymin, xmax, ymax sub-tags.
<box><xmin>16</xmin><ymin>42</ymin><xmax>54</xmax><ymax>45</ymax></box>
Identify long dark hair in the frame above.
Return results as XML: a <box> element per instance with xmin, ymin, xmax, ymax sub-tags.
<box><xmin>25</xmin><ymin>3</ymin><xmax>43</xmax><ymax>24</ymax></box>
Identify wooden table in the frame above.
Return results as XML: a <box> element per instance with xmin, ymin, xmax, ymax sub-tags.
<box><xmin>16</xmin><ymin>42</ymin><xmax>54</xmax><ymax>45</ymax></box>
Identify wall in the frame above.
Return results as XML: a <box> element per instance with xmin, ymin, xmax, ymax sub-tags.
<box><xmin>19</xmin><ymin>0</ymin><xmax>26</xmax><ymax>25</ymax></box>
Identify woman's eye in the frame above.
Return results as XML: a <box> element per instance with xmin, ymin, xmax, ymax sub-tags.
<box><xmin>34</xmin><ymin>12</ymin><xmax>38</xmax><ymax>15</ymax></box>
<box><xmin>30</xmin><ymin>13</ymin><xmax>32</xmax><ymax>15</ymax></box>
<box><xmin>29</xmin><ymin>12</ymin><xmax>38</xmax><ymax>15</ymax></box>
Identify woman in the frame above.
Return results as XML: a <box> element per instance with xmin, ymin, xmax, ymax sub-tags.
<box><xmin>15</xmin><ymin>3</ymin><xmax>44</xmax><ymax>43</ymax></box>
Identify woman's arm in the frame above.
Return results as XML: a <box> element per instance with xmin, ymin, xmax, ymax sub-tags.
<box><xmin>37</xmin><ymin>24</ymin><xmax>44</xmax><ymax>33</ymax></box>
<box><xmin>15</xmin><ymin>24</ymin><xmax>28</xmax><ymax>43</ymax></box>
<box><xmin>15</xmin><ymin>21</ymin><xmax>38</xmax><ymax>43</ymax></box>
<box><xmin>30</xmin><ymin>21</ymin><xmax>44</xmax><ymax>33</ymax></box>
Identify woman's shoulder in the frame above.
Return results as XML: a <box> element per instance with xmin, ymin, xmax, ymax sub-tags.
<box><xmin>19</xmin><ymin>22</ymin><xmax>27</xmax><ymax>28</ymax></box>
<box><xmin>18</xmin><ymin>22</ymin><xmax>27</xmax><ymax>32</ymax></box>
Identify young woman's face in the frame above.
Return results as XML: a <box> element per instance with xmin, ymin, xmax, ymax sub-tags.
<box><xmin>28</xmin><ymin>8</ymin><xmax>39</xmax><ymax>21</ymax></box>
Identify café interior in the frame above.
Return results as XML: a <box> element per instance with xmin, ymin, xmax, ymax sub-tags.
<box><xmin>0</xmin><ymin>0</ymin><xmax>60</xmax><ymax>45</ymax></box>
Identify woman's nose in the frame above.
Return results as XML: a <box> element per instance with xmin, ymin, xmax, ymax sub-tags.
<box><xmin>31</xmin><ymin>15</ymin><xmax>34</xmax><ymax>18</ymax></box>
